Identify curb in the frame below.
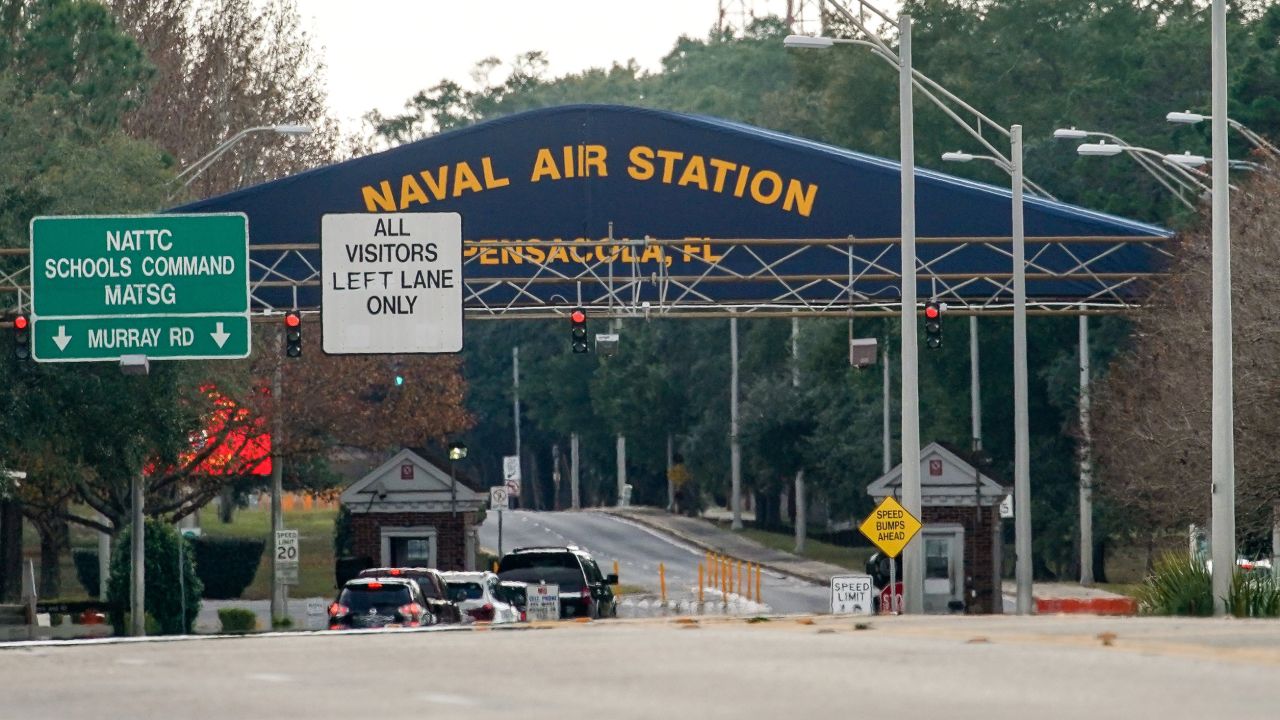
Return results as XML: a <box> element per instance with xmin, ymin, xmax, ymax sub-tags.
<box><xmin>600</xmin><ymin>509</ymin><xmax>832</xmax><ymax>587</ymax></box>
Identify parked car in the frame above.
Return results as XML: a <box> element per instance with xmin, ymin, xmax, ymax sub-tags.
<box><xmin>327</xmin><ymin>577</ymin><xmax>429</xmax><ymax>630</ymax></box>
<box><xmin>495</xmin><ymin>580</ymin><xmax>530</xmax><ymax>622</ymax></box>
<box><xmin>357</xmin><ymin>567</ymin><xmax>462</xmax><ymax>624</ymax></box>
<box><xmin>496</xmin><ymin>546</ymin><xmax>618</xmax><ymax>619</ymax></box>
<box><xmin>440</xmin><ymin>571</ymin><xmax>521</xmax><ymax>623</ymax></box>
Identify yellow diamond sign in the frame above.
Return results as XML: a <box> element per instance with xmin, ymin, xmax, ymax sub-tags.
<box><xmin>858</xmin><ymin>496</ymin><xmax>922</xmax><ymax>558</ymax></box>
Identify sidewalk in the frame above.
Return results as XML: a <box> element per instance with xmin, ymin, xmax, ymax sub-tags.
<box><xmin>601</xmin><ymin>506</ymin><xmax>847</xmax><ymax>585</ymax></box>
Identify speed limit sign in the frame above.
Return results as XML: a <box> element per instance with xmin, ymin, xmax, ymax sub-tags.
<box><xmin>275</xmin><ymin>529</ymin><xmax>299</xmax><ymax>585</ymax></box>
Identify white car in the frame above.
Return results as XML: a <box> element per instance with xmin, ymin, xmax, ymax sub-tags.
<box><xmin>441</xmin><ymin>571</ymin><xmax>521</xmax><ymax>624</ymax></box>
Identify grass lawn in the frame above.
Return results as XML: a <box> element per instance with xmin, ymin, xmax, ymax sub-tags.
<box><xmin>197</xmin><ymin>506</ymin><xmax>337</xmax><ymax>600</ymax></box>
<box><xmin>737</xmin><ymin>527</ymin><xmax>875</xmax><ymax>571</ymax></box>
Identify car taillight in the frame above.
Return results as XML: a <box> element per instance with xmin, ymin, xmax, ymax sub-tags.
<box><xmin>520</xmin><ymin>610</ymin><xmax>527</xmax><ymax>622</ymax></box>
<box><xmin>328</xmin><ymin>603</ymin><xmax>349</xmax><ymax>617</ymax></box>
<box><xmin>398</xmin><ymin>603</ymin><xmax>422</xmax><ymax>618</ymax></box>
<box><xmin>467</xmin><ymin>603</ymin><xmax>495</xmax><ymax>621</ymax></box>
<box><xmin>580</xmin><ymin>589</ymin><xmax>593</xmax><ymax>599</ymax></box>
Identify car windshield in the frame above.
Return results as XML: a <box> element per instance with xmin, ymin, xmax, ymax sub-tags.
<box><xmin>446</xmin><ymin>582</ymin><xmax>484</xmax><ymax>602</ymax></box>
<box><xmin>408</xmin><ymin>574</ymin><xmax>443</xmax><ymax>599</ymax></box>
<box><xmin>495</xmin><ymin>584</ymin><xmax>527</xmax><ymax>606</ymax></box>
<box><xmin>498</xmin><ymin>567</ymin><xmax>584</xmax><ymax>591</ymax></box>
<box><xmin>500</xmin><ymin>552</ymin><xmax>580</xmax><ymax>572</ymax></box>
<box><xmin>339</xmin><ymin>585</ymin><xmax>412</xmax><ymax>612</ymax></box>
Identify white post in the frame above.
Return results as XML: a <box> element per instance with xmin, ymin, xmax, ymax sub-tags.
<box><xmin>730</xmin><ymin>313</ymin><xmax>743</xmax><ymax>530</ymax></box>
<box><xmin>1079</xmin><ymin>311</ymin><xmax>1094</xmax><ymax>586</ymax></box>
<box><xmin>130</xmin><ymin>472</ymin><xmax>145</xmax><ymax>636</ymax></box>
<box><xmin>1011</xmin><ymin>124</ymin><xmax>1033</xmax><ymax>615</ymax></box>
<box><xmin>97</xmin><ymin>515</ymin><xmax>110</xmax><ymax>600</ymax></box>
<box><xmin>792</xmin><ymin>317</ymin><xmax>806</xmax><ymax>554</ymax></box>
<box><xmin>616</xmin><ymin>434</ymin><xmax>627</xmax><ymax>507</ymax></box>
<box><xmin>897</xmin><ymin>13</ymin><xmax>924</xmax><ymax>614</ymax></box>
<box><xmin>570</xmin><ymin>432</ymin><xmax>580</xmax><ymax>510</ymax></box>
<box><xmin>883</xmin><ymin>346</ymin><xmax>891</xmax><ymax>475</ymax></box>
<box><xmin>970</xmin><ymin>317</ymin><xmax>981</xmax><ymax>449</ymax></box>
<box><xmin>1210</xmin><ymin>0</ymin><xmax>1235</xmax><ymax>617</ymax></box>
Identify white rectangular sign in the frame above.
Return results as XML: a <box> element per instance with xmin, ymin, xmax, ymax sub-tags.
<box><xmin>489</xmin><ymin>486</ymin><xmax>508</xmax><ymax>510</ymax></box>
<box><xmin>502</xmin><ymin>455</ymin><xmax>521</xmax><ymax>483</ymax></box>
<box><xmin>830</xmin><ymin>575</ymin><xmax>874</xmax><ymax>615</ymax></box>
<box><xmin>526</xmin><ymin>582</ymin><xmax>560</xmax><ymax>621</ymax></box>
<box><xmin>275</xmin><ymin>529</ymin><xmax>299</xmax><ymax>586</ymax></box>
<box><xmin>321</xmin><ymin>212</ymin><xmax>463</xmax><ymax>354</ymax></box>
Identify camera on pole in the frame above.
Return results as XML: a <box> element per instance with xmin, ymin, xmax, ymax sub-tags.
<box><xmin>284</xmin><ymin>311</ymin><xmax>302</xmax><ymax>357</ymax></box>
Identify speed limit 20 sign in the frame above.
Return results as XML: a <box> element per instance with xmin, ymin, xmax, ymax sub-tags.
<box><xmin>275</xmin><ymin>529</ymin><xmax>299</xmax><ymax>585</ymax></box>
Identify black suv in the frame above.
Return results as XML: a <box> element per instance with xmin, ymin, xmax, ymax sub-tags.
<box><xmin>497</xmin><ymin>546</ymin><xmax>618</xmax><ymax>619</ymax></box>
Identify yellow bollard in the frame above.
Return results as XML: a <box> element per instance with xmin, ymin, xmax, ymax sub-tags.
<box><xmin>613</xmin><ymin>560</ymin><xmax>621</xmax><ymax>600</ymax></box>
<box><xmin>659</xmin><ymin>562</ymin><xmax>667</xmax><ymax>605</ymax></box>
<box><xmin>698</xmin><ymin>563</ymin><xmax>704</xmax><ymax>604</ymax></box>
<box><xmin>492</xmin><ymin>560</ymin><xmax>498</xmax><ymax>573</ymax></box>
<box><xmin>737</xmin><ymin>560</ymin><xmax>743</xmax><ymax>597</ymax></box>
<box><xmin>720</xmin><ymin>556</ymin><xmax>728</xmax><ymax>601</ymax></box>
<box><xmin>755</xmin><ymin>563</ymin><xmax>762</xmax><ymax>602</ymax></box>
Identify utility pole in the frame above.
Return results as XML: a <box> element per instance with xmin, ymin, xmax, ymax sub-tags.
<box><xmin>616</xmin><ymin>435</ymin><xmax>627</xmax><ymax>506</ymax></box>
<box><xmin>270</xmin><ymin>363</ymin><xmax>285</xmax><ymax>626</ymax></box>
<box><xmin>883</xmin><ymin>346</ymin><xmax>891</xmax><ymax>475</ymax></box>
<box><xmin>1012</xmin><ymin>124</ymin><xmax>1033</xmax><ymax>615</ymax></box>
<box><xmin>512</xmin><ymin>346</ymin><xmax>521</xmax><ymax>510</ymax></box>
<box><xmin>1079</xmin><ymin>312</ymin><xmax>1094</xmax><ymax>586</ymax></box>
<box><xmin>666</xmin><ymin>434</ymin><xmax>675</xmax><ymax>512</ymax></box>
<box><xmin>971</xmin><ymin>316</ymin><xmax>983</xmax><ymax>528</ymax></box>
<box><xmin>897</xmin><ymin>12</ymin><xmax>924</xmax><ymax>614</ymax></box>
<box><xmin>551</xmin><ymin>443</ymin><xmax>561</xmax><ymax>510</ymax></box>
<box><xmin>730</xmin><ymin>313</ymin><xmax>743</xmax><ymax>530</ymax></box>
<box><xmin>130</xmin><ymin>471</ymin><xmax>145</xmax><ymax>636</ymax></box>
<box><xmin>791</xmin><ymin>317</ymin><xmax>805</xmax><ymax>554</ymax></box>
<box><xmin>570</xmin><ymin>433</ymin><xmax>580</xmax><ymax>510</ymax></box>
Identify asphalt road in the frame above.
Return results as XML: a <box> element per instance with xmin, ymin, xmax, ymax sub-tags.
<box><xmin>478</xmin><ymin>509</ymin><xmax>829</xmax><ymax>614</ymax></box>
<box><xmin>4</xmin><ymin>614</ymin><xmax>1278</xmax><ymax>720</ymax></box>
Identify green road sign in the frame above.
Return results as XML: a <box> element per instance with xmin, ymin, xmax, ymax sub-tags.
<box><xmin>29</xmin><ymin>213</ymin><xmax>251</xmax><ymax>362</ymax></box>
<box><xmin>32</xmin><ymin>315</ymin><xmax>250</xmax><ymax>361</ymax></box>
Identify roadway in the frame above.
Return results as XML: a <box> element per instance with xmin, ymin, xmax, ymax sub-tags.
<box><xmin>4</xmin><ymin>614</ymin><xmax>1278</xmax><ymax>719</ymax></box>
<box><xmin>478</xmin><ymin>509</ymin><xmax>829</xmax><ymax>614</ymax></box>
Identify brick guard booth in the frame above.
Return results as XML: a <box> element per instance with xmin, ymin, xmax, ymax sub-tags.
<box><xmin>867</xmin><ymin>443</ymin><xmax>1007</xmax><ymax>614</ymax></box>
<box><xmin>340</xmin><ymin>448</ymin><xmax>485</xmax><ymax>571</ymax></box>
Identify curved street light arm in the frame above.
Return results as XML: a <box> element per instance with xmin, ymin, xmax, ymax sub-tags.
<box><xmin>171</xmin><ymin>125</ymin><xmax>275</xmax><ymax>185</ymax></box>
<box><xmin>1073</xmin><ymin>130</ymin><xmax>1204</xmax><ymax>199</ymax></box>
<box><xmin>1227</xmin><ymin>119</ymin><xmax>1280</xmax><ymax>156</ymax></box>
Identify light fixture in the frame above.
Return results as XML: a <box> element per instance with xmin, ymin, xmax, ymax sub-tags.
<box><xmin>271</xmin><ymin>124</ymin><xmax>313</xmax><ymax>135</ymax></box>
<box><xmin>1166</xmin><ymin>111</ymin><xmax>1207</xmax><ymax>125</ymax></box>
<box><xmin>448</xmin><ymin>442</ymin><xmax>468</xmax><ymax>461</ymax></box>
<box><xmin>782</xmin><ymin>34</ymin><xmax>835</xmax><ymax>49</ymax></box>
<box><xmin>942</xmin><ymin>151</ymin><xmax>975</xmax><ymax>163</ymax></box>
<box><xmin>1076</xmin><ymin>142</ymin><xmax>1124</xmax><ymax>157</ymax></box>
<box><xmin>1165</xmin><ymin>151</ymin><xmax>1208</xmax><ymax>167</ymax></box>
<box><xmin>1053</xmin><ymin>127</ymin><xmax>1090</xmax><ymax>140</ymax></box>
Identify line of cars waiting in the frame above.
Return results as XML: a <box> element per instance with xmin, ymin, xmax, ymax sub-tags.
<box><xmin>327</xmin><ymin>545</ymin><xmax>618</xmax><ymax>630</ymax></box>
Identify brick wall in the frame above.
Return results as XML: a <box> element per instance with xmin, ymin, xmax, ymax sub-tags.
<box><xmin>921</xmin><ymin>505</ymin><xmax>1001</xmax><ymax>614</ymax></box>
<box><xmin>350</xmin><ymin>511</ymin><xmax>476</xmax><ymax>571</ymax></box>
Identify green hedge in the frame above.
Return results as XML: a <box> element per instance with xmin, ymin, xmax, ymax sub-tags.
<box><xmin>107</xmin><ymin>521</ymin><xmax>203</xmax><ymax>635</ymax></box>
<box><xmin>72</xmin><ymin>548</ymin><xmax>100</xmax><ymax>597</ymax></box>
<box><xmin>192</xmin><ymin>536</ymin><xmax>265</xmax><ymax>599</ymax></box>
<box><xmin>217</xmin><ymin>607</ymin><xmax>257</xmax><ymax>633</ymax></box>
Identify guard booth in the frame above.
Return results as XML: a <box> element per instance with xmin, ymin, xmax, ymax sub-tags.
<box><xmin>867</xmin><ymin>443</ymin><xmax>1007</xmax><ymax>614</ymax></box>
<box><xmin>340</xmin><ymin>448</ymin><xmax>486</xmax><ymax>572</ymax></box>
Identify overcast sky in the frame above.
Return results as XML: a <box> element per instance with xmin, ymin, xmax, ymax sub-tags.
<box><xmin>294</xmin><ymin>0</ymin><xmax>825</xmax><ymax>134</ymax></box>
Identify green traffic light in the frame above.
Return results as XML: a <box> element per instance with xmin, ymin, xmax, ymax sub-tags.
<box><xmin>394</xmin><ymin>375</ymin><xmax>404</xmax><ymax>386</ymax></box>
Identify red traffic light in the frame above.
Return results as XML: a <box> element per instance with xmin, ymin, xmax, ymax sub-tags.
<box><xmin>285</xmin><ymin>312</ymin><xmax>301</xmax><ymax>328</ymax></box>
<box><xmin>924</xmin><ymin>305</ymin><xmax>940</xmax><ymax>319</ymax></box>
<box><xmin>13</xmin><ymin>315</ymin><xmax>27</xmax><ymax>330</ymax></box>
<box><xmin>570</xmin><ymin>309</ymin><xmax>586</xmax><ymax>324</ymax></box>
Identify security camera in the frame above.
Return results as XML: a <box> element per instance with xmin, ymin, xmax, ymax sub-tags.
<box><xmin>595</xmin><ymin>333</ymin><xmax>619</xmax><ymax>357</ymax></box>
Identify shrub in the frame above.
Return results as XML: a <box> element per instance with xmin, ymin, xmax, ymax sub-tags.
<box><xmin>1135</xmin><ymin>553</ymin><xmax>1213</xmax><ymax>616</ymax></box>
<box><xmin>217</xmin><ymin>607</ymin><xmax>257</xmax><ymax>633</ymax></box>
<box><xmin>107</xmin><ymin>520</ymin><xmax>203</xmax><ymax>635</ymax></box>
<box><xmin>191</xmin><ymin>536</ymin><xmax>265</xmax><ymax>599</ymax></box>
<box><xmin>72</xmin><ymin>548</ymin><xmax>100</xmax><ymax>597</ymax></box>
<box><xmin>1227</xmin><ymin>571</ymin><xmax>1280</xmax><ymax>618</ymax></box>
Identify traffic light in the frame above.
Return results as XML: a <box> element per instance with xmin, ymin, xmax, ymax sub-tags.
<box><xmin>570</xmin><ymin>308</ymin><xmax>588</xmax><ymax>353</ymax></box>
<box><xmin>924</xmin><ymin>301</ymin><xmax>942</xmax><ymax>349</ymax></box>
<box><xmin>12</xmin><ymin>315</ymin><xmax>29</xmax><ymax>360</ymax></box>
<box><xmin>284</xmin><ymin>311</ymin><xmax>302</xmax><ymax>357</ymax></box>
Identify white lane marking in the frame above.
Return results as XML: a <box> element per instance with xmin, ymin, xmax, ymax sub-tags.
<box><xmin>115</xmin><ymin>658</ymin><xmax>147</xmax><ymax>665</ymax></box>
<box><xmin>420</xmin><ymin>693</ymin><xmax>478</xmax><ymax>706</ymax></box>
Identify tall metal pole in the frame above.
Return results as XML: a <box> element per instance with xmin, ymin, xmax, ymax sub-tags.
<box><xmin>1011</xmin><ymin>124</ymin><xmax>1033</xmax><ymax>615</ymax></box>
<box><xmin>512</xmin><ymin>346</ymin><xmax>521</xmax><ymax>460</ymax></box>
<box><xmin>130</xmin><ymin>471</ymin><xmax>145</xmax><ymax>636</ymax></box>
<box><xmin>97</xmin><ymin>514</ymin><xmax>110</xmax><ymax>601</ymax></box>
<box><xmin>667</xmin><ymin>434</ymin><xmax>675</xmax><ymax>512</ymax></box>
<box><xmin>970</xmin><ymin>317</ymin><xmax>982</xmax><ymax>451</ymax></box>
<box><xmin>791</xmin><ymin>317</ymin><xmax>806</xmax><ymax>554</ymax></box>
<box><xmin>570</xmin><ymin>432</ymin><xmax>580</xmax><ymax>510</ymax></box>
<box><xmin>616</xmin><ymin>434</ymin><xmax>627</xmax><ymax>506</ymax></box>
<box><xmin>1079</xmin><ymin>311</ymin><xmax>1094</xmax><ymax>586</ymax></box>
<box><xmin>270</xmin><ymin>363</ymin><xmax>284</xmax><ymax>625</ymax></box>
<box><xmin>883</xmin><ymin>346</ymin><xmax>891</xmax><ymax>475</ymax></box>
<box><xmin>1210</xmin><ymin>0</ymin><xmax>1235</xmax><ymax>617</ymax></box>
<box><xmin>897</xmin><ymin>13</ymin><xmax>924</xmax><ymax>614</ymax></box>
<box><xmin>730</xmin><ymin>313</ymin><xmax>743</xmax><ymax>530</ymax></box>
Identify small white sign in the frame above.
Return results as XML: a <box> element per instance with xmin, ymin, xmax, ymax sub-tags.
<box><xmin>490</xmin><ymin>486</ymin><xmax>508</xmax><ymax>510</ymax></box>
<box><xmin>321</xmin><ymin>212</ymin><xmax>463</xmax><ymax>354</ymax></box>
<box><xmin>830</xmin><ymin>575</ymin><xmax>874</xmax><ymax>615</ymax></box>
<box><xmin>527</xmin><ymin>583</ymin><xmax>560</xmax><ymax>621</ymax></box>
<box><xmin>502</xmin><ymin>455</ymin><xmax>521</xmax><ymax>483</ymax></box>
<box><xmin>999</xmin><ymin>494</ymin><xmax>1014</xmax><ymax>519</ymax></box>
<box><xmin>306</xmin><ymin>598</ymin><xmax>325</xmax><ymax>616</ymax></box>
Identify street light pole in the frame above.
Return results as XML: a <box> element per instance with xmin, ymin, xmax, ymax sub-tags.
<box><xmin>1011</xmin><ymin>124</ymin><xmax>1033</xmax><ymax>615</ymax></box>
<box><xmin>1210</xmin><ymin>0</ymin><xmax>1235</xmax><ymax>617</ymax></box>
<box><xmin>168</xmin><ymin>123</ymin><xmax>312</xmax><ymax>201</ymax></box>
<box><xmin>897</xmin><ymin>12</ymin><xmax>924</xmax><ymax>615</ymax></box>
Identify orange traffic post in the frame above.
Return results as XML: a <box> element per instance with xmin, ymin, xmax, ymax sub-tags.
<box><xmin>613</xmin><ymin>560</ymin><xmax>621</xmax><ymax>600</ymax></box>
<box><xmin>755</xmin><ymin>563</ymin><xmax>762</xmax><ymax>602</ymax></box>
<box><xmin>659</xmin><ymin>562</ymin><xmax>667</xmax><ymax>605</ymax></box>
<box><xmin>698</xmin><ymin>563</ymin><xmax>705</xmax><ymax>604</ymax></box>
<box><xmin>492</xmin><ymin>560</ymin><xmax>498</xmax><ymax>573</ymax></box>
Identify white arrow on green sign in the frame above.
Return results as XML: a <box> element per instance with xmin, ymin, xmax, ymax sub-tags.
<box><xmin>29</xmin><ymin>213</ymin><xmax>251</xmax><ymax>362</ymax></box>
